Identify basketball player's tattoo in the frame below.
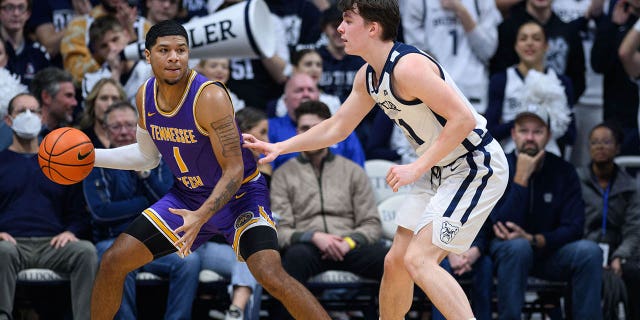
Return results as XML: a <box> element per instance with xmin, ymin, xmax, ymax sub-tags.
<box><xmin>207</xmin><ymin>177</ymin><xmax>241</xmax><ymax>215</ymax></box>
<box><xmin>211</xmin><ymin>116</ymin><xmax>241</xmax><ymax>157</ymax></box>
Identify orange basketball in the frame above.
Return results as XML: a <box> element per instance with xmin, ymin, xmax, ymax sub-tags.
<box><xmin>38</xmin><ymin>127</ymin><xmax>95</xmax><ymax>185</ymax></box>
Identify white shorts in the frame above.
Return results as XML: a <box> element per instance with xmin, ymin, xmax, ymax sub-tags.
<box><xmin>396</xmin><ymin>139</ymin><xmax>508</xmax><ymax>254</ymax></box>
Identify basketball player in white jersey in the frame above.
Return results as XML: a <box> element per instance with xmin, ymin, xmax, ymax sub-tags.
<box><xmin>243</xmin><ymin>1</ymin><xmax>509</xmax><ymax>319</ymax></box>
<box><xmin>401</xmin><ymin>0</ymin><xmax>502</xmax><ymax>114</ymax></box>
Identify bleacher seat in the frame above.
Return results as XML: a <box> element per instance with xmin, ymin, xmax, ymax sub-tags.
<box><xmin>377</xmin><ymin>194</ymin><xmax>405</xmax><ymax>240</ymax></box>
<box><xmin>365</xmin><ymin>159</ymin><xmax>410</xmax><ymax>203</ymax></box>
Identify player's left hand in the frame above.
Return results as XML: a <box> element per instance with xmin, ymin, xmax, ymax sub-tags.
<box><xmin>50</xmin><ymin>231</ymin><xmax>78</xmax><ymax>249</ymax></box>
<box><xmin>386</xmin><ymin>163</ymin><xmax>421</xmax><ymax>192</ymax></box>
<box><xmin>170</xmin><ymin>208</ymin><xmax>206</xmax><ymax>257</ymax></box>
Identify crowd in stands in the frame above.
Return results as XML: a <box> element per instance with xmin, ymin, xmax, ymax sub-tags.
<box><xmin>1</xmin><ymin>0</ymin><xmax>639</xmax><ymax>319</ymax></box>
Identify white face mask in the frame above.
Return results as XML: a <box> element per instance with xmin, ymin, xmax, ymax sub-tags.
<box><xmin>11</xmin><ymin>110</ymin><xmax>42</xmax><ymax>139</ymax></box>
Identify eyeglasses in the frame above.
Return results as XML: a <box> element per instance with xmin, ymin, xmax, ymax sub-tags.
<box><xmin>106</xmin><ymin>123</ymin><xmax>137</xmax><ymax>132</ymax></box>
<box><xmin>589</xmin><ymin>139</ymin><xmax>615</xmax><ymax>147</ymax></box>
<box><xmin>0</xmin><ymin>4</ymin><xmax>28</xmax><ymax>14</ymax></box>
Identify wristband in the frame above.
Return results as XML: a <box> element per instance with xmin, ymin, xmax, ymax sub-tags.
<box><xmin>344</xmin><ymin>236</ymin><xmax>356</xmax><ymax>250</ymax></box>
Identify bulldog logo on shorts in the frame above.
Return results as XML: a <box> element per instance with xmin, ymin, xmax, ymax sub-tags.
<box><xmin>234</xmin><ymin>212</ymin><xmax>254</xmax><ymax>229</ymax></box>
<box><xmin>439</xmin><ymin>221</ymin><xmax>459</xmax><ymax>244</ymax></box>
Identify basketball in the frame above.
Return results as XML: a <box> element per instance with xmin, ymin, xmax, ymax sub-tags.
<box><xmin>38</xmin><ymin>127</ymin><xmax>95</xmax><ymax>185</ymax></box>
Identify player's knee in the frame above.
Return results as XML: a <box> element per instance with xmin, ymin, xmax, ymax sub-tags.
<box><xmin>403</xmin><ymin>250</ymin><xmax>438</xmax><ymax>280</ymax></box>
<box><xmin>100</xmin><ymin>246</ymin><xmax>135</xmax><ymax>274</ymax></box>
<box><xmin>251</xmin><ymin>261</ymin><xmax>288</xmax><ymax>295</ymax></box>
<box><xmin>383</xmin><ymin>248</ymin><xmax>405</xmax><ymax>273</ymax></box>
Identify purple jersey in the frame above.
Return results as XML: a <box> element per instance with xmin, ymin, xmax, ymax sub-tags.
<box><xmin>141</xmin><ymin>70</ymin><xmax>258</xmax><ymax>210</ymax></box>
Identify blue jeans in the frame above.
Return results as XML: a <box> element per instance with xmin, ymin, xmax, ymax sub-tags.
<box><xmin>197</xmin><ymin>242</ymin><xmax>262</xmax><ymax>320</ymax></box>
<box><xmin>96</xmin><ymin>239</ymin><xmax>200</xmax><ymax>320</ymax></box>
<box><xmin>490</xmin><ymin>238</ymin><xmax>603</xmax><ymax>320</ymax></box>
<box><xmin>432</xmin><ymin>255</ymin><xmax>493</xmax><ymax>320</ymax></box>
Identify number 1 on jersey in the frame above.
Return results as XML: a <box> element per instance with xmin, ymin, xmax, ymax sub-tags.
<box><xmin>173</xmin><ymin>147</ymin><xmax>189</xmax><ymax>173</ymax></box>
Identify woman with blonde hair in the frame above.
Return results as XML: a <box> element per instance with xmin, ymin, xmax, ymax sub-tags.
<box><xmin>76</xmin><ymin>78</ymin><xmax>126</xmax><ymax>148</ymax></box>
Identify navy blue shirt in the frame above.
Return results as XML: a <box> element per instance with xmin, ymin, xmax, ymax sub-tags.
<box><xmin>5</xmin><ymin>39</ymin><xmax>51</xmax><ymax>86</ymax></box>
<box><xmin>317</xmin><ymin>45</ymin><xmax>365</xmax><ymax>102</ymax></box>
<box><xmin>0</xmin><ymin>149</ymin><xmax>89</xmax><ymax>237</ymax></box>
<box><xmin>490</xmin><ymin>151</ymin><xmax>585</xmax><ymax>254</ymax></box>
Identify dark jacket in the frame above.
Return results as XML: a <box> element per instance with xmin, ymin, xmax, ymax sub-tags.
<box><xmin>490</xmin><ymin>151</ymin><xmax>585</xmax><ymax>255</ymax></box>
<box><xmin>577</xmin><ymin>165</ymin><xmax>640</xmax><ymax>260</ymax></box>
<box><xmin>83</xmin><ymin>159</ymin><xmax>173</xmax><ymax>241</ymax></box>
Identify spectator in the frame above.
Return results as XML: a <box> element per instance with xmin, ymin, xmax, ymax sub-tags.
<box><xmin>143</xmin><ymin>0</ymin><xmax>180</xmax><ymax>25</ymax></box>
<box><xmin>83</xmin><ymin>101</ymin><xmax>200</xmax><ymax>320</ymax></box>
<box><xmin>552</xmin><ymin>0</ymin><xmax>607</xmax><ymax>166</ymax></box>
<box><xmin>270</xmin><ymin>100</ymin><xmax>388</xmax><ymax>319</ymax></box>
<box><xmin>236</xmin><ymin>107</ymin><xmax>272</xmax><ymax>183</ymax></box>
<box><xmin>268</xmin><ymin>72</ymin><xmax>365</xmax><ymax>170</ymax></box>
<box><xmin>266</xmin><ymin>0</ymin><xmax>321</xmax><ymax>51</ymax></box>
<box><xmin>490</xmin><ymin>0</ymin><xmax>586</xmax><ymax>103</ymax></box>
<box><xmin>0</xmin><ymin>92</ymin><xmax>97</xmax><ymax>320</ymax></box>
<box><xmin>1</xmin><ymin>0</ymin><xmax>52</xmax><ymax>86</ymax></box>
<box><xmin>76</xmin><ymin>77</ymin><xmax>126</xmax><ymax>148</ymax></box>
<box><xmin>489</xmin><ymin>105</ymin><xmax>603</xmax><ymax>320</ymax></box>
<box><xmin>271</xmin><ymin>48</ymin><xmax>341</xmax><ymax>117</ymax></box>
<box><xmin>316</xmin><ymin>4</ymin><xmax>365</xmax><ymax>103</ymax></box>
<box><xmin>0</xmin><ymin>42</ymin><xmax>28</xmax><ymax>151</ymax></box>
<box><xmin>28</xmin><ymin>0</ymin><xmax>95</xmax><ymax>62</ymax></box>
<box><xmin>577</xmin><ymin>122</ymin><xmax>640</xmax><ymax>320</ymax></box>
<box><xmin>195</xmin><ymin>57</ymin><xmax>245</xmax><ymax>111</ymax></box>
<box><xmin>486</xmin><ymin>20</ymin><xmax>575</xmax><ymax>158</ymax></box>
<box><xmin>617</xmin><ymin>2</ymin><xmax>640</xmax><ymax>155</ymax></box>
<box><xmin>61</xmin><ymin>0</ymin><xmax>152</xmax><ymax>86</ymax></box>
<box><xmin>401</xmin><ymin>0</ymin><xmax>502</xmax><ymax>114</ymax></box>
<box><xmin>226</xmin><ymin>0</ymin><xmax>290</xmax><ymax>110</ymax></box>
<box><xmin>29</xmin><ymin>67</ymin><xmax>78</xmax><ymax>137</ymax></box>
<box><xmin>81</xmin><ymin>15</ymin><xmax>151</xmax><ymax>101</ymax></box>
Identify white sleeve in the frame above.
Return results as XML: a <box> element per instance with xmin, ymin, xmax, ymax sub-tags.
<box><xmin>466</xmin><ymin>1</ymin><xmax>502</xmax><ymax>63</ymax></box>
<box><xmin>94</xmin><ymin>126</ymin><xmax>162</xmax><ymax>170</ymax></box>
<box><xmin>401</xmin><ymin>0</ymin><xmax>427</xmax><ymax>50</ymax></box>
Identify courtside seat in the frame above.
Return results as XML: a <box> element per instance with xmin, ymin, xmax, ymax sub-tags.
<box><xmin>17</xmin><ymin>268</ymin><xmax>69</xmax><ymax>285</ymax></box>
<box><xmin>305</xmin><ymin>270</ymin><xmax>379</xmax><ymax>317</ymax></box>
<box><xmin>377</xmin><ymin>194</ymin><xmax>405</xmax><ymax>241</ymax></box>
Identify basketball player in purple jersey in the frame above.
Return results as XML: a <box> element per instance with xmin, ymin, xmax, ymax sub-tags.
<box><xmin>89</xmin><ymin>20</ymin><xmax>330</xmax><ymax>320</ymax></box>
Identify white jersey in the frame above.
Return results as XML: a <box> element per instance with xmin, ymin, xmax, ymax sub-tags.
<box><xmin>552</xmin><ymin>0</ymin><xmax>604</xmax><ymax>106</ymax></box>
<box><xmin>366</xmin><ymin>42</ymin><xmax>490</xmax><ymax>167</ymax></box>
<box><xmin>401</xmin><ymin>0</ymin><xmax>502</xmax><ymax>113</ymax></box>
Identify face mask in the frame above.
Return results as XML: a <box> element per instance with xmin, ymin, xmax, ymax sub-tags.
<box><xmin>11</xmin><ymin>110</ymin><xmax>42</xmax><ymax>139</ymax></box>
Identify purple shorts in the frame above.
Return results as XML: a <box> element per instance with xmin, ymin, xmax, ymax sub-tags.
<box><xmin>142</xmin><ymin>174</ymin><xmax>275</xmax><ymax>257</ymax></box>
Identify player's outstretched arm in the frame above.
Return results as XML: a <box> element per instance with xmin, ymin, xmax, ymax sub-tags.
<box><xmin>94</xmin><ymin>85</ymin><xmax>162</xmax><ymax>170</ymax></box>
<box><xmin>243</xmin><ymin>66</ymin><xmax>375</xmax><ymax>163</ymax></box>
<box><xmin>171</xmin><ymin>84</ymin><xmax>244</xmax><ymax>257</ymax></box>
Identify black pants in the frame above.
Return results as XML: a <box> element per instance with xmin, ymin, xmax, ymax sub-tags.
<box><xmin>272</xmin><ymin>242</ymin><xmax>388</xmax><ymax>319</ymax></box>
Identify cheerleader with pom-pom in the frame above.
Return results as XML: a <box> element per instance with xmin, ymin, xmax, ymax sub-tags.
<box><xmin>486</xmin><ymin>20</ymin><xmax>575</xmax><ymax>159</ymax></box>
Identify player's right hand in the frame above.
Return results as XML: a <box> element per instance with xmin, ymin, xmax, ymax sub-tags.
<box><xmin>242</xmin><ymin>133</ymin><xmax>281</xmax><ymax>164</ymax></box>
